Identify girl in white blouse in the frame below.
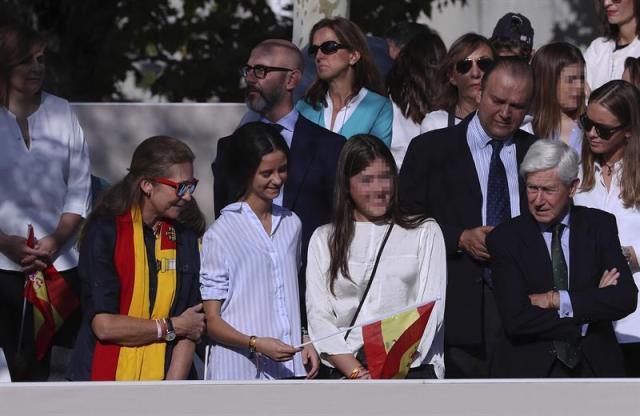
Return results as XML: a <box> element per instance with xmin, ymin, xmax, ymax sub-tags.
<box><xmin>200</xmin><ymin>122</ymin><xmax>319</xmax><ymax>380</ymax></box>
<box><xmin>574</xmin><ymin>80</ymin><xmax>640</xmax><ymax>376</ymax></box>
<box><xmin>306</xmin><ymin>134</ymin><xmax>447</xmax><ymax>379</ymax></box>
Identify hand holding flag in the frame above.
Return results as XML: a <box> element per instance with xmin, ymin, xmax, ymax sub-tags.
<box><xmin>298</xmin><ymin>298</ymin><xmax>438</xmax><ymax>379</ymax></box>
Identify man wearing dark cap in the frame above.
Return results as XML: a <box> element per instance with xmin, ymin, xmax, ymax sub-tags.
<box><xmin>491</xmin><ymin>12</ymin><xmax>535</xmax><ymax>60</ymax></box>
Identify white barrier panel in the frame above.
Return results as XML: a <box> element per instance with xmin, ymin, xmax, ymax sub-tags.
<box><xmin>72</xmin><ymin>102</ymin><xmax>247</xmax><ymax>224</ymax></box>
<box><xmin>0</xmin><ymin>379</ymin><xmax>639</xmax><ymax>416</ymax></box>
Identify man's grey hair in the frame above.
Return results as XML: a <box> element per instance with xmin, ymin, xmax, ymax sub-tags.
<box><xmin>519</xmin><ymin>139</ymin><xmax>579</xmax><ymax>185</ymax></box>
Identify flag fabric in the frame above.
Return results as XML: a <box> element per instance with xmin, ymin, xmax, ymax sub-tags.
<box><xmin>362</xmin><ymin>301</ymin><xmax>435</xmax><ymax>379</ymax></box>
<box><xmin>23</xmin><ymin>225</ymin><xmax>80</xmax><ymax>360</ymax></box>
<box><xmin>91</xmin><ymin>206</ymin><xmax>177</xmax><ymax>381</ymax></box>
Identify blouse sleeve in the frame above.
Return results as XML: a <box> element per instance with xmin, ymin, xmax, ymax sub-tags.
<box><xmin>199</xmin><ymin>227</ymin><xmax>230</xmax><ymax>301</ymax></box>
<box><xmin>305</xmin><ymin>228</ymin><xmax>353</xmax><ymax>356</ymax></box>
<box><xmin>415</xmin><ymin>220</ymin><xmax>447</xmax><ymax>357</ymax></box>
<box><xmin>62</xmin><ymin>105</ymin><xmax>92</xmax><ymax>218</ymax></box>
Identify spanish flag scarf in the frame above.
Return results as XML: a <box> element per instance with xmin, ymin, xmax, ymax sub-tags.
<box><xmin>91</xmin><ymin>206</ymin><xmax>177</xmax><ymax>381</ymax></box>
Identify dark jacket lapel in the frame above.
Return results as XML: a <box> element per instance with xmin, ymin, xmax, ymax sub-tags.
<box><xmin>284</xmin><ymin>116</ymin><xmax>318</xmax><ymax>210</ymax></box>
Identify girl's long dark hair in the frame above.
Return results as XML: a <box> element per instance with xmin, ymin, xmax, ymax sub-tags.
<box><xmin>386</xmin><ymin>31</ymin><xmax>446</xmax><ymax>123</ymax></box>
<box><xmin>82</xmin><ymin>136</ymin><xmax>205</xmax><ymax>240</ymax></box>
<box><xmin>327</xmin><ymin>134</ymin><xmax>425</xmax><ymax>295</ymax></box>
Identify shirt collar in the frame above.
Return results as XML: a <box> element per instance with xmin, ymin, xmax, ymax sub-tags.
<box><xmin>538</xmin><ymin>206</ymin><xmax>571</xmax><ymax>233</ymax></box>
<box><xmin>594</xmin><ymin>159</ymin><xmax>623</xmax><ymax>173</ymax></box>
<box><xmin>260</xmin><ymin>108</ymin><xmax>299</xmax><ymax>133</ymax></box>
<box><xmin>323</xmin><ymin>87</ymin><xmax>368</xmax><ymax>110</ymax></box>
<box><xmin>220</xmin><ymin>201</ymin><xmax>285</xmax><ymax>221</ymax></box>
<box><xmin>469</xmin><ymin>112</ymin><xmax>515</xmax><ymax>149</ymax></box>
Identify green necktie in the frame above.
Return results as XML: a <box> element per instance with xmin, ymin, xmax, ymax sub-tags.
<box><xmin>551</xmin><ymin>222</ymin><xmax>580</xmax><ymax>369</ymax></box>
<box><xmin>552</xmin><ymin>223</ymin><xmax>568</xmax><ymax>291</ymax></box>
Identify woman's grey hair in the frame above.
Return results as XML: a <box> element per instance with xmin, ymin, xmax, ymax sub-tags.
<box><xmin>519</xmin><ymin>139</ymin><xmax>579</xmax><ymax>185</ymax></box>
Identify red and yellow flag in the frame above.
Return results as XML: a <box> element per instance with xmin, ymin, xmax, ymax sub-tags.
<box><xmin>24</xmin><ymin>225</ymin><xmax>80</xmax><ymax>360</ymax></box>
<box><xmin>362</xmin><ymin>301</ymin><xmax>435</xmax><ymax>379</ymax></box>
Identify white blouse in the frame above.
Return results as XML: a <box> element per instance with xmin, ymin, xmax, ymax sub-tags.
<box><xmin>574</xmin><ymin>161</ymin><xmax>640</xmax><ymax>343</ymax></box>
<box><xmin>0</xmin><ymin>92</ymin><xmax>91</xmax><ymax>271</ymax></box>
<box><xmin>390</xmin><ymin>102</ymin><xmax>420</xmax><ymax>169</ymax></box>
<box><xmin>584</xmin><ymin>36</ymin><xmax>640</xmax><ymax>91</ymax></box>
<box><xmin>200</xmin><ymin>202</ymin><xmax>306</xmax><ymax>379</ymax></box>
<box><xmin>306</xmin><ymin>220</ymin><xmax>447</xmax><ymax>378</ymax></box>
<box><xmin>419</xmin><ymin>109</ymin><xmax>461</xmax><ymax>134</ymax></box>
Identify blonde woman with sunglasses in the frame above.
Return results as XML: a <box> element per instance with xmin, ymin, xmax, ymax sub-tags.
<box><xmin>574</xmin><ymin>80</ymin><xmax>640</xmax><ymax>376</ymax></box>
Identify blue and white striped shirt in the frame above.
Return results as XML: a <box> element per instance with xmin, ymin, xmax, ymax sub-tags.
<box><xmin>200</xmin><ymin>202</ymin><xmax>305</xmax><ymax>379</ymax></box>
<box><xmin>466</xmin><ymin>114</ymin><xmax>521</xmax><ymax>225</ymax></box>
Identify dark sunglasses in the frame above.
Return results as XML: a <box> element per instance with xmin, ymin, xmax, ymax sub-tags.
<box><xmin>455</xmin><ymin>57</ymin><xmax>494</xmax><ymax>74</ymax></box>
<box><xmin>579</xmin><ymin>113</ymin><xmax>626</xmax><ymax>140</ymax></box>
<box><xmin>240</xmin><ymin>64</ymin><xmax>293</xmax><ymax>80</ymax></box>
<box><xmin>153</xmin><ymin>178</ymin><xmax>199</xmax><ymax>197</ymax></box>
<box><xmin>308</xmin><ymin>41</ymin><xmax>348</xmax><ymax>57</ymax></box>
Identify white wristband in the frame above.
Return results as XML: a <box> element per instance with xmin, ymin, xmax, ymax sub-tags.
<box><xmin>155</xmin><ymin>319</ymin><xmax>162</xmax><ymax>339</ymax></box>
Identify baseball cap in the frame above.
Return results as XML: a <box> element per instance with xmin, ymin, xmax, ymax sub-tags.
<box><xmin>491</xmin><ymin>12</ymin><xmax>534</xmax><ymax>50</ymax></box>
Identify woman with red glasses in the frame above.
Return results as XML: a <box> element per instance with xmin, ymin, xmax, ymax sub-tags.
<box><xmin>67</xmin><ymin>136</ymin><xmax>206</xmax><ymax>381</ymax></box>
<box><xmin>585</xmin><ymin>0</ymin><xmax>640</xmax><ymax>92</ymax></box>
<box><xmin>421</xmin><ymin>33</ymin><xmax>495</xmax><ymax>133</ymax></box>
<box><xmin>574</xmin><ymin>80</ymin><xmax>640</xmax><ymax>376</ymax></box>
<box><xmin>296</xmin><ymin>17</ymin><xmax>393</xmax><ymax>147</ymax></box>
<box><xmin>0</xmin><ymin>24</ymin><xmax>91</xmax><ymax>381</ymax></box>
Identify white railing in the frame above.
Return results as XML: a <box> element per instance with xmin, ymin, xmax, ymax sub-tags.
<box><xmin>0</xmin><ymin>378</ymin><xmax>638</xmax><ymax>415</ymax></box>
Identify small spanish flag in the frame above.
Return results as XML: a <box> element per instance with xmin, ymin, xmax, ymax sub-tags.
<box><xmin>362</xmin><ymin>301</ymin><xmax>435</xmax><ymax>379</ymax></box>
<box><xmin>24</xmin><ymin>225</ymin><xmax>80</xmax><ymax>360</ymax></box>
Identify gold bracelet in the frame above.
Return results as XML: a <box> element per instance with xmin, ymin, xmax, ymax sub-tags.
<box><xmin>349</xmin><ymin>366</ymin><xmax>363</xmax><ymax>379</ymax></box>
<box><xmin>248</xmin><ymin>335</ymin><xmax>257</xmax><ymax>353</ymax></box>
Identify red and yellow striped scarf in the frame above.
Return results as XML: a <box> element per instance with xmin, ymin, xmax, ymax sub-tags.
<box><xmin>91</xmin><ymin>206</ymin><xmax>177</xmax><ymax>381</ymax></box>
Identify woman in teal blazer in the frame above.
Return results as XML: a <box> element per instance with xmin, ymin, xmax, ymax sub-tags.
<box><xmin>296</xmin><ymin>17</ymin><xmax>392</xmax><ymax>147</ymax></box>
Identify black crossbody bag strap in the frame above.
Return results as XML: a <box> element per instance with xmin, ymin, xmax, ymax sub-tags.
<box><xmin>447</xmin><ymin>110</ymin><xmax>456</xmax><ymax>127</ymax></box>
<box><xmin>343</xmin><ymin>223</ymin><xmax>394</xmax><ymax>341</ymax></box>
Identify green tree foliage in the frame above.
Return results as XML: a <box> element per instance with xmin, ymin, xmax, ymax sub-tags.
<box><xmin>0</xmin><ymin>0</ymin><xmax>462</xmax><ymax>102</ymax></box>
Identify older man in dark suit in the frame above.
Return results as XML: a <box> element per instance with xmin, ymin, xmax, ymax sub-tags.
<box><xmin>487</xmin><ymin>140</ymin><xmax>637</xmax><ymax>377</ymax></box>
<box><xmin>212</xmin><ymin>39</ymin><xmax>344</xmax><ymax>326</ymax></box>
<box><xmin>399</xmin><ymin>57</ymin><xmax>536</xmax><ymax>378</ymax></box>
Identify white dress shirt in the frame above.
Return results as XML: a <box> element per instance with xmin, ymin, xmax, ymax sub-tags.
<box><xmin>200</xmin><ymin>202</ymin><xmax>306</xmax><ymax>379</ymax></box>
<box><xmin>574</xmin><ymin>161</ymin><xmax>640</xmax><ymax>343</ymax></box>
<box><xmin>306</xmin><ymin>220</ymin><xmax>447</xmax><ymax>378</ymax></box>
<box><xmin>466</xmin><ymin>114</ymin><xmax>521</xmax><ymax>225</ymax></box>
<box><xmin>0</xmin><ymin>92</ymin><xmax>91</xmax><ymax>271</ymax></box>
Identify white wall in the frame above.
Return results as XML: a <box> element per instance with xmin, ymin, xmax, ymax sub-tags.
<box><xmin>422</xmin><ymin>0</ymin><xmax>599</xmax><ymax>49</ymax></box>
<box><xmin>73</xmin><ymin>102</ymin><xmax>247</xmax><ymax>224</ymax></box>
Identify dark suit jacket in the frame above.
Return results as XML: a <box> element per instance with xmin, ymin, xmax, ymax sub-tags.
<box><xmin>486</xmin><ymin>206</ymin><xmax>637</xmax><ymax>377</ymax></box>
<box><xmin>212</xmin><ymin>114</ymin><xmax>345</xmax><ymax>323</ymax></box>
<box><xmin>398</xmin><ymin>114</ymin><xmax>535</xmax><ymax>346</ymax></box>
